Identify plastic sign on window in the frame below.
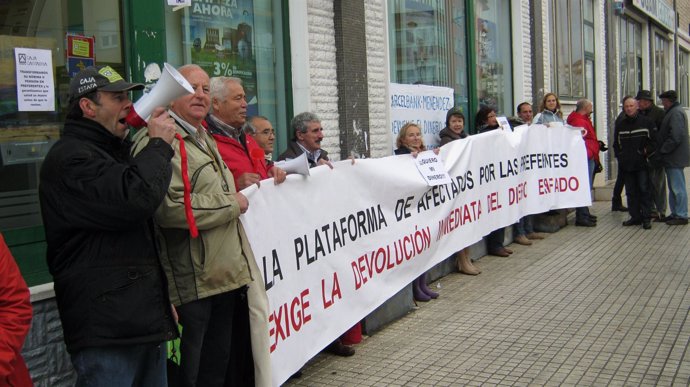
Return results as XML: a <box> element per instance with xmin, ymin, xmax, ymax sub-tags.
<box><xmin>14</xmin><ymin>47</ymin><xmax>55</xmax><ymax>112</ymax></box>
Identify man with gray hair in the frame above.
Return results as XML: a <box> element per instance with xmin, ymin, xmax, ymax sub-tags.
<box><xmin>207</xmin><ymin>76</ymin><xmax>285</xmax><ymax>190</ymax></box>
<box><xmin>132</xmin><ymin>64</ymin><xmax>251</xmax><ymax>387</ymax></box>
<box><xmin>567</xmin><ymin>98</ymin><xmax>601</xmax><ymax>227</ymax></box>
<box><xmin>244</xmin><ymin>115</ymin><xmax>275</xmax><ymax>158</ymax></box>
<box><xmin>278</xmin><ymin>111</ymin><xmax>332</xmax><ymax>168</ymax></box>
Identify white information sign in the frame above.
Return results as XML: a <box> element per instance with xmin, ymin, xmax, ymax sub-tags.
<box><xmin>14</xmin><ymin>47</ymin><xmax>55</xmax><ymax>112</ymax></box>
<box><xmin>390</xmin><ymin>83</ymin><xmax>454</xmax><ymax>150</ymax></box>
<box><xmin>497</xmin><ymin>116</ymin><xmax>511</xmax><ymax>131</ymax></box>
<box><xmin>414</xmin><ymin>150</ymin><xmax>451</xmax><ymax>186</ymax></box>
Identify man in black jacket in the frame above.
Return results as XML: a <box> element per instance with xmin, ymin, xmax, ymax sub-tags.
<box><xmin>636</xmin><ymin>90</ymin><xmax>667</xmax><ymax>219</ymax></box>
<box><xmin>613</xmin><ymin>96</ymin><xmax>655</xmax><ymax>229</ymax></box>
<box><xmin>278</xmin><ymin>111</ymin><xmax>332</xmax><ymax>168</ymax></box>
<box><xmin>657</xmin><ymin>90</ymin><xmax>690</xmax><ymax>225</ymax></box>
<box><xmin>39</xmin><ymin>66</ymin><xmax>178</xmax><ymax>386</ymax></box>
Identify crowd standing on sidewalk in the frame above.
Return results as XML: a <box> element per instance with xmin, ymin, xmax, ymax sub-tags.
<box><xmin>3</xmin><ymin>58</ymin><xmax>687</xmax><ymax>387</ymax></box>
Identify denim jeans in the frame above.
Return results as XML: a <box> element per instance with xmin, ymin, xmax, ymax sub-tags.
<box><xmin>514</xmin><ymin>216</ymin><xmax>534</xmax><ymax>236</ymax></box>
<box><xmin>575</xmin><ymin>158</ymin><xmax>595</xmax><ymax>221</ymax></box>
<box><xmin>71</xmin><ymin>343</ymin><xmax>167</xmax><ymax>387</ymax></box>
<box><xmin>665</xmin><ymin>167</ymin><xmax>688</xmax><ymax>219</ymax></box>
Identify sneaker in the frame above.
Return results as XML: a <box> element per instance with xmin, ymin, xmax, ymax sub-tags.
<box><xmin>642</xmin><ymin>221</ymin><xmax>652</xmax><ymax>230</ymax></box>
<box><xmin>666</xmin><ymin>218</ymin><xmax>688</xmax><ymax>226</ymax></box>
<box><xmin>514</xmin><ymin>235</ymin><xmax>533</xmax><ymax>246</ymax></box>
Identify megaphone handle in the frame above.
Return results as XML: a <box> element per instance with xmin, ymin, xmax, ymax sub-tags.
<box><xmin>176</xmin><ymin>133</ymin><xmax>199</xmax><ymax>238</ymax></box>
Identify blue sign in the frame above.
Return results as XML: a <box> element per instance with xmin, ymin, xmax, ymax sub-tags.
<box><xmin>67</xmin><ymin>57</ymin><xmax>95</xmax><ymax>77</ymax></box>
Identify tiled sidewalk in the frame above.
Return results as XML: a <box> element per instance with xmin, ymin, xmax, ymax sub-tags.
<box><xmin>286</xmin><ymin>200</ymin><xmax>690</xmax><ymax>386</ymax></box>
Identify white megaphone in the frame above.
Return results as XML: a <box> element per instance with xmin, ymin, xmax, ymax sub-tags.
<box><xmin>126</xmin><ymin>63</ymin><xmax>194</xmax><ymax>128</ymax></box>
<box><xmin>274</xmin><ymin>152</ymin><xmax>310</xmax><ymax>176</ymax></box>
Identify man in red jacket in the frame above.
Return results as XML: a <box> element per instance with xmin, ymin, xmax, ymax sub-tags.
<box><xmin>206</xmin><ymin>76</ymin><xmax>286</xmax><ymax>190</ymax></box>
<box><xmin>567</xmin><ymin>98</ymin><xmax>600</xmax><ymax>227</ymax></box>
<box><xmin>0</xmin><ymin>234</ymin><xmax>33</xmax><ymax>387</ymax></box>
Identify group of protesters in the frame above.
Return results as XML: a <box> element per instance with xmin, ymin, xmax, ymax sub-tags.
<box><xmin>2</xmin><ymin>60</ymin><xmax>688</xmax><ymax>387</ymax></box>
<box><xmin>2</xmin><ymin>64</ymin><xmax>363</xmax><ymax>387</ymax></box>
<box><xmin>611</xmin><ymin>90</ymin><xmax>689</xmax><ymax>228</ymax></box>
<box><xmin>395</xmin><ymin>88</ymin><xmax>688</xmax><ymax>303</ymax></box>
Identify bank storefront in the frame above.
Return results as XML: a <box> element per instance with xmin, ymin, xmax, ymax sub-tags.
<box><xmin>387</xmin><ymin>0</ymin><xmax>515</xmax><ymax>132</ymax></box>
<box><xmin>1</xmin><ymin>0</ymin><xmax>288</xmax><ymax>288</ymax></box>
<box><xmin>1</xmin><ymin>1</ymin><xmax>288</xmax><ymax>383</ymax></box>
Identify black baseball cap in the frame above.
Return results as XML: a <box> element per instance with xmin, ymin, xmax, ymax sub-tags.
<box><xmin>658</xmin><ymin>90</ymin><xmax>678</xmax><ymax>101</ymax></box>
<box><xmin>68</xmin><ymin>66</ymin><xmax>144</xmax><ymax>102</ymax></box>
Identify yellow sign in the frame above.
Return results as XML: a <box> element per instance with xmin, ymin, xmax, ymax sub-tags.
<box><xmin>72</xmin><ymin>39</ymin><xmax>90</xmax><ymax>57</ymax></box>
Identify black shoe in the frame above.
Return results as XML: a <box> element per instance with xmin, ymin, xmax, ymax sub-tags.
<box><xmin>660</xmin><ymin>215</ymin><xmax>673</xmax><ymax>222</ymax></box>
<box><xmin>589</xmin><ymin>215</ymin><xmax>598</xmax><ymax>221</ymax></box>
<box><xmin>666</xmin><ymin>218</ymin><xmax>688</xmax><ymax>226</ymax></box>
<box><xmin>642</xmin><ymin>221</ymin><xmax>652</xmax><ymax>230</ymax></box>
<box><xmin>575</xmin><ymin>219</ymin><xmax>596</xmax><ymax>227</ymax></box>
<box><xmin>622</xmin><ymin>219</ymin><xmax>642</xmax><ymax>226</ymax></box>
<box><xmin>612</xmin><ymin>204</ymin><xmax>628</xmax><ymax>212</ymax></box>
<box><xmin>326</xmin><ymin>341</ymin><xmax>355</xmax><ymax>357</ymax></box>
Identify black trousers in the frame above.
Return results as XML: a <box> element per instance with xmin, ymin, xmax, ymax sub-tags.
<box><xmin>623</xmin><ymin>168</ymin><xmax>652</xmax><ymax>221</ymax></box>
<box><xmin>485</xmin><ymin>227</ymin><xmax>505</xmax><ymax>252</ymax></box>
<box><xmin>177</xmin><ymin>287</ymin><xmax>246</xmax><ymax>387</ymax></box>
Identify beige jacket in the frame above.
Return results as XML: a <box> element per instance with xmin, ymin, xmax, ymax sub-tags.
<box><xmin>132</xmin><ymin>121</ymin><xmax>252</xmax><ymax>306</ymax></box>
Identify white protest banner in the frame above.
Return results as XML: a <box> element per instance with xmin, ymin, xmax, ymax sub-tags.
<box><xmin>415</xmin><ymin>150</ymin><xmax>451</xmax><ymax>186</ymax></box>
<box><xmin>390</xmin><ymin>83</ymin><xmax>454</xmax><ymax>149</ymax></box>
<box><xmin>14</xmin><ymin>48</ymin><xmax>55</xmax><ymax>111</ymax></box>
<box><xmin>240</xmin><ymin>125</ymin><xmax>591</xmax><ymax>386</ymax></box>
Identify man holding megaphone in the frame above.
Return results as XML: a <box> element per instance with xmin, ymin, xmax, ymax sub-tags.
<box><xmin>39</xmin><ymin>65</ymin><xmax>178</xmax><ymax>386</ymax></box>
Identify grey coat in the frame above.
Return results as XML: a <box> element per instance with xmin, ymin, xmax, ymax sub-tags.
<box><xmin>658</xmin><ymin>102</ymin><xmax>689</xmax><ymax>168</ymax></box>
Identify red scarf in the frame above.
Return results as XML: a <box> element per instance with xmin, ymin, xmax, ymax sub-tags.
<box><xmin>175</xmin><ymin>133</ymin><xmax>199</xmax><ymax>238</ymax></box>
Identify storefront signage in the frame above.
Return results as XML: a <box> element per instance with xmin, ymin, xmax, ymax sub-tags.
<box><xmin>632</xmin><ymin>0</ymin><xmax>675</xmax><ymax>31</ymax></box>
<box><xmin>14</xmin><ymin>47</ymin><xmax>54</xmax><ymax>111</ymax></box>
<box><xmin>390</xmin><ymin>83</ymin><xmax>454</xmax><ymax>150</ymax></box>
<box><xmin>240</xmin><ymin>125</ymin><xmax>592</xmax><ymax>385</ymax></box>
<box><xmin>184</xmin><ymin>0</ymin><xmax>258</xmax><ymax>115</ymax></box>
<box><xmin>66</xmin><ymin>35</ymin><xmax>95</xmax><ymax>78</ymax></box>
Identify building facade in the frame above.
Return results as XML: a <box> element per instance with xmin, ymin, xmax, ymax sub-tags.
<box><xmin>0</xmin><ymin>0</ymin><xmax>688</xmax><ymax>384</ymax></box>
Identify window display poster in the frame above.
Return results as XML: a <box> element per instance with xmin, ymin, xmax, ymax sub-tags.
<box><xmin>390</xmin><ymin>82</ymin><xmax>454</xmax><ymax>150</ymax></box>
<box><xmin>66</xmin><ymin>35</ymin><xmax>95</xmax><ymax>77</ymax></box>
<box><xmin>185</xmin><ymin>0</ymin><xmax>258</xmax><ymax>114</ymax></box>
<box><xmin>14</xmin><ymin>47</ymin><xmax>55</xmax><ymax>112</ymax></box>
